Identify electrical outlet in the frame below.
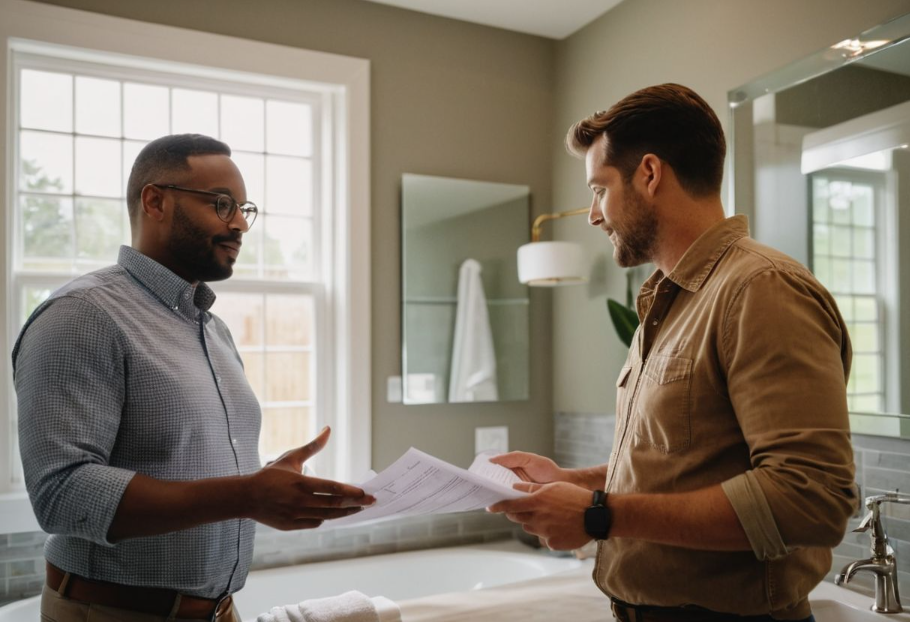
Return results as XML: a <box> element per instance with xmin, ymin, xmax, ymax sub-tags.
<box><xmin>475</xmin><ymin>426</ymin><xmax>509</xmax><ymax>455</ymax></box>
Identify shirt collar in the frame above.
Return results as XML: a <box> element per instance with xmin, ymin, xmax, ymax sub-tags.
<box><xmin>664</xmin><ymin>215</ymin><xmax>750</xmax><ymax>293</ymax></box>
<box><xmin>117</xmin><ymin>246</ymin><xmax>217</xmax><ymax>317</ymax></box>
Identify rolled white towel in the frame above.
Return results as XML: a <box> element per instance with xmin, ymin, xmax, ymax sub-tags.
<box><xmin>297</xmin><ymin>591</ymin><xmax>398</xmax><ymax>622</ymax></box>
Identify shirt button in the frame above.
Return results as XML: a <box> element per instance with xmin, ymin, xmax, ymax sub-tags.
<box><xmin>231</xmin><ymin>438</ymin><xmax>238</xmax><ymax>445</ymax></box>
<box><xmin>216</xmin><ymin>376</ymin><xmax>222</xmax><ymax>384</ymax></box>
<box><xmin>652</xmin><ymin>319</ymin><xmax>659</xmax><ymax>325</ymax></box>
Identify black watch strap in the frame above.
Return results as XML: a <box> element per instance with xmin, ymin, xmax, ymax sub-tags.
<box><xmin>584</xmin><ymin>489</ymin><xmax>611</xmax><ymax>541</ymax></box>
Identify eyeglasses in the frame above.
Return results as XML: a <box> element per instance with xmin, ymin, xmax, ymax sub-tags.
<box><xmin>152</xmin><ymin>184</ymin><xmax>258</xmax><ymax>228</ymax></box>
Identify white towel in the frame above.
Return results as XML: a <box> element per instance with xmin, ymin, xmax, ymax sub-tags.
<box><xmin>257</xmin><ymin>592</ymin><xmax>400</xmax><ymax>622</ymax></box>
<box><xmin>448</xmin><ymin>258</ymin><xmax>498</xmax><ymax>402</ymax></box>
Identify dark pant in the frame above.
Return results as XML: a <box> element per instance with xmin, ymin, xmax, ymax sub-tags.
<box><xmin>610</xmin><ymin>599</ymin><xmax>816</xmax><ymax>622</ymax></box>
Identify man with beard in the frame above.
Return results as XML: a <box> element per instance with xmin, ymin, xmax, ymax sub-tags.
<box><xmin>13</xmin><ymin>134</ymin><xmax>373</xmax><ymax>622</ymax></box>
<box><xmin>489</xmin><ymin>85</ymin><xmax>855</xmax><ymax>621</ymax></box>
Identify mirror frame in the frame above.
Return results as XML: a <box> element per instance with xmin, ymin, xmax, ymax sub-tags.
<box><xmin>727</xmin><ymin>11</ymin><xmax>910</xmax><ymax>438</ymax></box>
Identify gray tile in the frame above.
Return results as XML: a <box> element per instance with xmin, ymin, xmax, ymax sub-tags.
<box><xmin>0</xmin><ymin>544</ymin><xmax>45</xmax><ymax>562</ymax></box>
<box><xmin>368</xmin><ymin>524</ymin><xmax>399</xmax><ymax>545</ymax></box>
<box><xmin>0</xmin><ymin>535</ymin><xmax>8</xmax><ymax>548</ymax></box>
<box><xmin>397</xmin><ymin>521</ymin><xmax>429</xmax><ymax>541</ymax></box>
<box><xmin>863</xmin><ymin>468</ymin><xmax>909</xmax><ymax>495</ymax></box>
<box><xmin>7</xmin><ymin>576</ymin><xmax>44</xmax><ymax>600</ymax></box>
<box><xmin>0</xmin><ymin>563</ymin><xmax>6</xmax><ymax>579</ymax></box>
<box><xmin>429</xmin><ymin>518</ymin><xmax>460</xmax><ymax>538</ymax></box>
<box><xmin>865</xmin><ymin>450</ymin><xmax>910</xmax><ymax>474</ymax></box>
<box><xmin>9</xmin><ymin>560</ymin><xmax>37</xmax><ymax>578</ymax></box>
<box><xmin>881</xmin><ymin>516</ymin><xmax>910</xmax><ymax>543</ymax></box>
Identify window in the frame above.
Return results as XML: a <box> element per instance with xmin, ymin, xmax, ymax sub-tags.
<box><xmin>810</xmin><ymin>169</ymin><xmax>892</xmax><ymax>413</ymax></box>
<box><xmin>1</xmin><ymin>1</ymin><xmax>370</xmax><ymax>515</ymax></box>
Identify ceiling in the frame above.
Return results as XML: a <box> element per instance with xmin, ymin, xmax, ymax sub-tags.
<box><xmin>361</xmin><ymin>0</ymin><xmax>625</xmax><ymax>40</ymax></box>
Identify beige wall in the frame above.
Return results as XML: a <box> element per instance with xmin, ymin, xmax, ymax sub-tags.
<box><xmin>27</xmin><ymin>0</ymin><xmax>556</xmax><ymax>469</ymax></box>
<box><xmin>550</xmin><ymin>0</ymin><xmax>910</xmax><ymax>415</ymax></box>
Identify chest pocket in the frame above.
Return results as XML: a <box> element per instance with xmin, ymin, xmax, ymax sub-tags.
<box><xmin>633</xmin><ymin>354</ymin><xmax>693</xmax><ymax>453</ymax></box>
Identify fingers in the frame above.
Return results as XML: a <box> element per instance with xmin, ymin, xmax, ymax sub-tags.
<box><xmin>488</xmin><ymin>496</ymin><xmax>534</xmax><ymax>514</ymax></box>
<box><xmin>273</xmin><ymin>427</ymin><xmax>332</xmax><ymax>470</ymax></box>
<box><xmin>489</xmin><ymin>451</ymin><xmax>536</xmax><ymax>469</ymax></box>
<box><xmin>298</xmin><ymin>475</ymin><xmax>373</xmax><ymax>502</ymax></box>
<box><xmin>513</xmin><ymin>481</ymin><xmax>541</xmax><ymax>493</ymax></box>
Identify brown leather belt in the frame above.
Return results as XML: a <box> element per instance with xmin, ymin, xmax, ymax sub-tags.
<box><xmin>610</xmin><ymin>598</ymin><xmax>785</xmax><ymax>622</ymax></box>
<box><xmin>46</xmin><ymin>563</ymin><xmax>233</xmax><ymax>620</ymax></box>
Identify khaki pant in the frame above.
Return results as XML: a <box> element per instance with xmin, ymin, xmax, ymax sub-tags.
<box><xmin>40</xmin><ymin>587</ymin><xmax>241</xmax><ymax>622</ymax></box>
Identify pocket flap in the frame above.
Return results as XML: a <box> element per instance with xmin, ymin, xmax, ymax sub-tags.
<box><xmin>616</xmin><ymin>365</ymin><xmax>633</xmax><ymax>388</ymax></box>
<box><xmin>644</xmin><ymin>355</ymin><xmax>692</xmax><ymax>385</ymax></box>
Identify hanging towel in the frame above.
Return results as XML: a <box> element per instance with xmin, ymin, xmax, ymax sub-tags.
<box><xmin>449</xmin><ymin>259</ymin><xmax>498</xmax><ymax>402</ymax></box>
<box><xmin>256</xmin><ymin>591</ymin><xmax>401</xmax><ymax>622</ymax></box>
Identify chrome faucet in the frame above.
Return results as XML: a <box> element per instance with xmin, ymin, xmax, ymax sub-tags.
<box><xmin>835</xmin><ymin>492</ymin><xmax>910</xmax><ymax>613</ymax></box>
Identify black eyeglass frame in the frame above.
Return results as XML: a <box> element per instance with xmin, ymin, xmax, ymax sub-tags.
<box><xmin>151</xmin><ymin>184</ymin><xmax>258</xmax><ymax>228</ymax></box>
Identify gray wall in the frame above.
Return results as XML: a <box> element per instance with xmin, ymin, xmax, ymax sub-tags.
<box><xmin>549</xmin><ymin>0</ymin><xmax>910</xmax><ymax>414</ymax></box>
<box><xmin>27</xmin><ymin>0</ymin><xmax>557</xmax><ymax>469</ymax></box>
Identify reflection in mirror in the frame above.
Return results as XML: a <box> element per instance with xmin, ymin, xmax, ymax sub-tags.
<box><xmin>730</xmin><ymin>13</ymin><xmax>910</xmax><ymax>438</ymax></box>
<box><xmin>401</xmin><ymin>174</ymin><xmax>530</xmax><ymax>405</ymax></box>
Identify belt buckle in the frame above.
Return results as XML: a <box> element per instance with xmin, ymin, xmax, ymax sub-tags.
<box><xmin>210</xmin><ymin>593</ymin><xmax>232</xmax><ymax>622</ymax></box>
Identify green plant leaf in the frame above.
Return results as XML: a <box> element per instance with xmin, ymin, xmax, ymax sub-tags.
<box><xmin>607</xmin><ymin>298</ymin><xmax>639</xmax><ymax>348</ymax></box>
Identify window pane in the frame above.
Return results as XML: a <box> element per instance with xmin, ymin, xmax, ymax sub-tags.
<box><xmin>852</xmin><ymin>395</ymin><xmax>883</xmax><ymax>413</ymax></box>
<box><xmin>76</xmin><ymin>199</ymin><xmax>125</xmax><ymax>261</ymax></box>
<box><xmin>831</xmin><ymin>258</ymin><xmax>852</xmax><ymax>293</ymax></box>
<box><xmin>221</xmin><ymin>95</ymin><xmax>264</xmax><ymax>152</ymax></box>
<box><xmin>265</xmin><ymin>294</ymin><xmax>313</xmax><ymax>347</ymax></box>
<box><xmin>213</xmin><ymin>292</ymin><xmax>264</xmax><ymax>347</ymax></box>
<box><xmin>21</xmin><ymin>286</ymin><xmax>55</xmax><ymax>324</ymax></box>
<box><xmin>75</xmin><ymin>137</ymin><xmax>121</xmax><ymax>198</ymax></box>
<box><xmin>76</xmin><ymin>76</ymin><xmax>121</xmax><ymax>137</ymax></box>
<box><xmin>21</xmin><ymin>195</ymin><xmax>74</xmax><ymax>262</ymax></box>
<box><xmin>124</xmin><ymin>83</ymin><xmax>169</xmax><ymax>140</ymax></box>
<box><xmin>852</xmin><ymin>228</ymin><xmax>874</xmax><ymax>260</ymax></box>
<box><xmin>172</xmin><ymin>88</ymin><xmax>218</xmax><ymax>136</ymax></box>
<box><xmin>854</xmin><ymin>297</ymin><xmax>877</xmax><ymax>322</ymax></box>
<box><xmin>263</xmin><ymin>215</ymin><xmax>312</xmax><ymax>279</ymax></box>
<box><xmin>232</xmin><ymin>226</ymin><xmax>261</xmax><ymax>278</ymax></box>
<box><xmin>852</xmin><ymin>261</ymin><xmax>875</xmax><ymax>295</ymax></box>
<box><xmin>813</xmin><ymin>255</ymin><xmax>831</xmax><ymax>286</ymax></box>
<box><xmin>233</xmin><ymin>152</ymin><xmax>265</xmax><ymax>208</ymax></box>
<box><xmin>239</xmin><ymin>351</ymin><xmax>264</xmax><ymax>401</ymax></box>
<box><xmin>265</xmin><ymin>155</ymin><xmax>313</xmax><ymax>216</ymax></box>
<box><xmin>265</xmin><ymin>352</ymin><xmax>311</xmax><ymax>402</ymax></box>
<box><xmin>123</xmin><ymin>140</ymin><xmax>148</xmax><ymax>197</ymax></box>
<box><xmin>812</xmin><ymin>224</ymin><xmax>829</xmax><ymax>256</ymax></box>
<box><xmin>20</xmin><ymin>131</ymin><xmax>73</xmax><ymax>194</ymax></box>
<box><xmin>852</xmin><ymin>323</ymin><xmax>879</xmax><ymax>353</ymax></box>
<box><xmin>21</xmin><ymin>70</ymin><xmax>72</xmax><ymax>132</ymax></box>
<box><xmin>834</xmin><ymin>295</ymin><xmax>853</xmax><ymax>322</ymax></box>
<box><xmin>852</xmin><ymin>185</ymin><xmax>874</xmax><ymax>227</ymax></box>
<box><xmin>260</xmin><ymin>406</ymin><xmax>312</xmax><ymax>458</ymax></box>
<box><xmin>851</xmin><ymin>354</ymin><xmax>880</xmax><ymax>394</ymax></box>
<box><xmin>830</xmin><ymin>226</ymin><xmax>851</xmax><ymax>258</ymax></box>
<box><xmin>812</xmin><ymin>178</ymin><xmax>830</xmax><ymax>223</ymax></box>
<box><xmin>266</xmin><ymin>100</ymin><xmax>312</xmax><ymax>157</ymax></box>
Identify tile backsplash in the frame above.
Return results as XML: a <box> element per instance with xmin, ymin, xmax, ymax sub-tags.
<box><xmin>555</xmin><ymin>410</ymin><xmax>910</xmax><ymax>598</ymax></box>
<box><xmin>0</xmin><ymin>511</ymin><xmax>514</xmax><ymax>605</ymax></box>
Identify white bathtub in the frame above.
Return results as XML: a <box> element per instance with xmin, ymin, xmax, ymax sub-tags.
<box><xmin>0</xmin><ymin>540</ymin><xmax>586</xmax><ymax>622</ymax></box>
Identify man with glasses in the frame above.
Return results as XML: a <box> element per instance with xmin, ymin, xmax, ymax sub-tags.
<box><xmin>13</xmin><ymin>134</ymin><xmax>373</xmax><ymax>622</ymax></box>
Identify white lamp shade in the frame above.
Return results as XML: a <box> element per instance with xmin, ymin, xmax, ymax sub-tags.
<box><xmin>517</xmin><ymin>241</ymin><xmax>586</xmax><ymax>286</ymax></box>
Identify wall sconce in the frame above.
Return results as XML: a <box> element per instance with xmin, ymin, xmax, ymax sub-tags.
<box><xmin>517</xmin><ymin>208</ymin><xmax>588</xmax><ymax>286</ymax></box>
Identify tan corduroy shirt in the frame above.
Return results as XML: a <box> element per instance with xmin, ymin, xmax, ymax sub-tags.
<box><xmin>595</xmin><ymin>215</ymin><xmax>857</xmax><ymax>620</ymax></box>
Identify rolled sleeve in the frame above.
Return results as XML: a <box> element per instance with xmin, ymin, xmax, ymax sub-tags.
<box><xmin>14</xmin><ymin>296</ymin><xmax>135</xmax><ymax>546</ymax></box>
<box><xmin>721</xmin><ymin>268</ymin><xmax>858</xmax><ymax>555</ymax></box>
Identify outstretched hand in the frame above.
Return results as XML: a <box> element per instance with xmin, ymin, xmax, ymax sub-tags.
<box><xmin>246</xmin><ymin>427</ymin><xmax>375</xmax><ymax>531</ymax></box>
<box><xmin>489</xmin><ymin>451</ymin><xmax>568</xmax><ymax>485</ymax></box>
<box><xmin>488</xmin><ymin>480</ymin><xmax>592</xmax><ymax>550</ymax></box>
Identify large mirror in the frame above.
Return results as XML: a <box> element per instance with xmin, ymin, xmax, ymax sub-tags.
<box><xmin>730</xmin><ymin>12</ymin><xmax>910</xmax><ymax>438</ymax></box>
<box><xmin>401</xmin><ymin>174</ymin><xmax>530</xmax><ymax>405</ymax></box>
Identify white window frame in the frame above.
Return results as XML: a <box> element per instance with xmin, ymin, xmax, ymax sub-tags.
<box><xmin>0</xmin><ymin>0</ymin><xmax>371</xmax><ymax>532</ymax></box>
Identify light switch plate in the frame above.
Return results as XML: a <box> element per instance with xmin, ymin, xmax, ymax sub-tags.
<box><xmin>475</xmin><ymin>426</ymin><xmax>509</xmax><ymax>455</ymax></box>
<box><xmin>387</xmin><ymin>376</ymin><xmax>402</xmax><ymax>403</ymax></box>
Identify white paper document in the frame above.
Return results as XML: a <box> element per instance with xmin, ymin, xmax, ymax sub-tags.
<box><xmin>328</xmin><ymin>449</ymin><xmax>526</xmax><ymax>527</ymax></box>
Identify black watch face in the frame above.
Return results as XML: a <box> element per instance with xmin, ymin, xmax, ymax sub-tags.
<box><xmin>584</xmin><ymin>504</ymin><xmax>610</xmax><ymax>540</ymax></box>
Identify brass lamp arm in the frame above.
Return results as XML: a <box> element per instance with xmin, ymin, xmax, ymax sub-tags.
<box><xmin>530</xmin><ymin>208</ymin><xmax>589</xmax><ymax>242</ymax></box>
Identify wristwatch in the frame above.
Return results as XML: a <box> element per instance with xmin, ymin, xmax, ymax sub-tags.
<box><xmin>584</xmin><ymin>490</ymin><xmax>611</xmax><ymax>540</ymax></box>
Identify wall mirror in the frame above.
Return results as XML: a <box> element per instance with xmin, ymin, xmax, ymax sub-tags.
<box><xmin>729</xmin><ymin>12</ymin><xmax>910</xmax><ymax>438</ymax></box>
<box><xmin>401</xmin><ymin>174</ymin><xmax>530</xmax><ymax>405</ymax></box>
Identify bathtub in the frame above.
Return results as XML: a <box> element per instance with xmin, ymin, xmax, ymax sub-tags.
<box><xmin>0</xmin><ymin>540</ymin><xmax>587</xmax><ymax>622</ymax></box>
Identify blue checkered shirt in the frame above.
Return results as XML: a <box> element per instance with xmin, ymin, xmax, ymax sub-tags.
<box><xmin>13</xmin><ymin>246</ymin><xmax>261</xmax><ymax>598</ymax></box>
